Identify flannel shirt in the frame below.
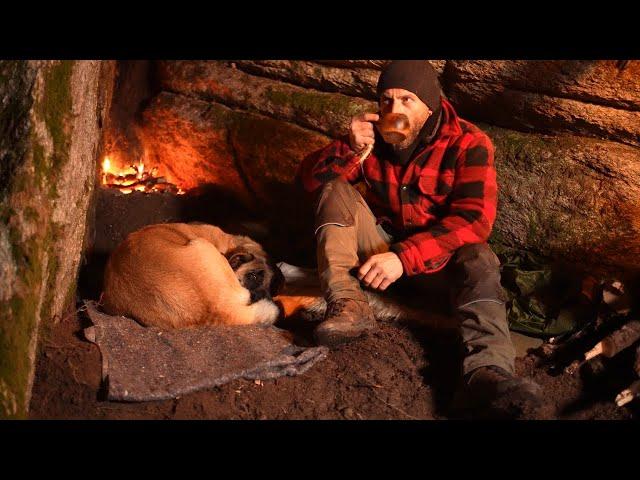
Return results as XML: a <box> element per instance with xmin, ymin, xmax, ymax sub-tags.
<box><xmin>297</xmin><ymin>98</ymin><xmax>497</xmax><ymax>276</ymax></box>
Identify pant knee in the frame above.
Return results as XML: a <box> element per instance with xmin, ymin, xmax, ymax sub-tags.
<box><xmin>451</xmin><ymin>243</ymin><xmax>507</xmax><ymax>305</ymax></box>
<box><xmin>318</xmin><ymin>179</ymin><xmax>361</xmax><ymax>206</ymax></box>
<box><xmin>315</xmin><ymin>179</ymin><xmax>363</xmax><ymax>232</ymax></box>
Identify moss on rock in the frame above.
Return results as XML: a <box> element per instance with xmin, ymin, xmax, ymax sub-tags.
<box><xmin>0</xmin><ymin>61</ymin><xmax>79</xmax><ymax>419</ymax></box>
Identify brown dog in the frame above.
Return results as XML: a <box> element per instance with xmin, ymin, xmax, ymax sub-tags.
<box><xmin>101</xmin><ymin>223</ymin><xmax>284</xmax><ymax>329</ymax></box>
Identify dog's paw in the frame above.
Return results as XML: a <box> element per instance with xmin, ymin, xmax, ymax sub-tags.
<box><xmin>254</xmin><ymin>299</ymin><xmax>280</xmax><ymax>325</ymax></box>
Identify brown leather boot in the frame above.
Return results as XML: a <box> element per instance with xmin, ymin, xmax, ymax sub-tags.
<box><xmin>314</xmin><ymin>298</ymin><xmax>377</xmax><ymax>347</ymax></box>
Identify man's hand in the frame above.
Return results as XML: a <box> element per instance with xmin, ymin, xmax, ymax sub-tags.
<box><xmin>358</xmin><ymin>252</ymin><xmax>403</xmax><ymax>291</ymax></box>
<box><xmin>349</xmin><ymin>112</ymin><xmax>379</xmax><ymax>153</ymax></box>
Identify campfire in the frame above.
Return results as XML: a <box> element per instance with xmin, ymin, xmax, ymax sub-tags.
<box><xmin>101</xmin><ymin>157</ymin><xmax>185</xmax><ymax>195</ymax></box>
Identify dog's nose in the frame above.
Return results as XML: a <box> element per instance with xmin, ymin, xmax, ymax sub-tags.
<box><xmin>246</xmin><ymin>269</ymin><xmax>265</xmax><ymax>288</ymax></box>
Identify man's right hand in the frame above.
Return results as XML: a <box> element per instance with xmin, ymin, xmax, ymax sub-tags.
<box><xmin>349</xmin><ymin>112</ymin><xmax>379</xmax><ymax>153</ymax></box>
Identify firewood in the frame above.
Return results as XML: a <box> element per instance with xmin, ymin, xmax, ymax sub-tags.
<box><xmin>584</xmin><ymin>320</ymin><xmax>640</xmax><ymax>361</ymax></box>
<box><xmin>616</xmin><ymin>379</ymin><xmax>640</xmax><ymax>407</ymax></box>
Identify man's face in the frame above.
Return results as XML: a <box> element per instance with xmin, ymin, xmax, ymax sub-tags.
<box><xmin>379</xmin><ymin>88</ymin><xmax>432</xmax><ymax>150</ymax></box>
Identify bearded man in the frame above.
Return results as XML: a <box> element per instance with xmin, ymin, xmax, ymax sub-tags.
<box><xmin>297</xmin><ymin>60</ymin><xmax>545</xmax><ymax>418</ymax></box>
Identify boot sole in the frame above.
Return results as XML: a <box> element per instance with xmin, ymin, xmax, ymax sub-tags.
<box><xmin>314</xmin><ymin>321</ymin><xmax>376</xmax><ymax>347</ymax></box>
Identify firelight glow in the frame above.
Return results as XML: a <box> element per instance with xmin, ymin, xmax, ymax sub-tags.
<box><xmin>100</xmin><ymin>156</ymin><xmax>185</xmax><ymax>195</ymax></box>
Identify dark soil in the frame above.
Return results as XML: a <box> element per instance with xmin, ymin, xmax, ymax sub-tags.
<box><xmin>28</xmin><ymin>188</ymin><xmax>639</xmax><ymax>420</ymax></box>
<box><xmin>28</xmin><ymin>303</ymin><xmax>637</xmax><ymax>420</ymax></box>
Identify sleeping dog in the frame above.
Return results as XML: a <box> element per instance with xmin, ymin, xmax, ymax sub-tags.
<box><xmin>101</xmin><ymin>222</ymin><xmax>284</xmax><ymax>329</ymax></box>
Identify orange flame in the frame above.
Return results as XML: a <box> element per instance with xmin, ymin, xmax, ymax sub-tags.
<box><xmin>101</xmin><ymin>156</ymin><xmax>184</xmax><ymax>195</ymax></box>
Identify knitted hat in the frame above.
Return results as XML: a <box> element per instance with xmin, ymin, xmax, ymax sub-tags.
<box><xmin>376</xmin><ymin>60</ymin><xmax>442</xmax><ymax>112</ymax></box>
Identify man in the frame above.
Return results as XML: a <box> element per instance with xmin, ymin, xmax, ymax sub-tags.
<box><xmin>297</xmin><ymin>60</ymin><xmax>544</xmax><ymax>418</ymax></box>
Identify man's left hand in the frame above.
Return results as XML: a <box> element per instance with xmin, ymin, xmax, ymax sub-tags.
<box><xmin>358</xmin><ymin>252</ymin><xmax>404</xmax><ymax>291</ymax></box>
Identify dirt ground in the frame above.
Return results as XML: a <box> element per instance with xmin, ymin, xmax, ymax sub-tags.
<box><xmin>28</xmin><ymin>189</ymin><xmax>639</xmax><ymax>420</ymax></box>
<box><xmin>29</xmin><ymin>302</ymin><xmax>636</xmax><ymax>420</ymax></box>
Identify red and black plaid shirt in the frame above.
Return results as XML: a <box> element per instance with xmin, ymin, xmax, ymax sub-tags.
<box><xmin>297</xmin><ymin>98</ymin><xmax>497</xmax><ymax>276</ymax></box>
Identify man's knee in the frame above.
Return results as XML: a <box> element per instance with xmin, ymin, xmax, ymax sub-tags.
<box><xmin>451</xmin><ymin>243</ymin><xmax>507</xmax><ymax>304</ymax></box>
<box><xmin>315</xmin><ymin>179</ymin><xmax>363</xmax><ymax>230</ymax></box>
<box><xmin>454</xmin><ymin>243</ymin><xmax>500</xmax><ymax>276</ymax></box>
<box><xmin>318</xmin><ymin>178</ymin><xmax>361</xmax><ymax>206</ymax></box>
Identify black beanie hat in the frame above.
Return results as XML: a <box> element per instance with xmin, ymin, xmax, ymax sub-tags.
<box><xmin>376</xmin><ymin>60</ymin><xmax>442</xmax><ymax>112</ymax></box>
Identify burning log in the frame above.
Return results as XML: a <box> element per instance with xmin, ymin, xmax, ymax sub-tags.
<box><xmin>584</xmin><ymin>320</ymin><xmax>640</xmax><ymax>361</ymax></box>
<box><xmin>101</xmin><ymin>157</ymin><xmax>184</xmax><ymax>195</ymax></box>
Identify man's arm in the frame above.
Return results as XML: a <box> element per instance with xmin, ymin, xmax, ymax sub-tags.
<box><xmin>297</xmin><ymin>112</ymin><xmax>379</xmax><ymax>193</ymax></box>
<box><xmin>296</xmin><ymin>136</ymin><xmax>363</xmax><ymax>193</ymax></box>
<box><xmin>390</xmin><ymin>134</ymin><xmax>498</xmax><ymax>276</ymax></box>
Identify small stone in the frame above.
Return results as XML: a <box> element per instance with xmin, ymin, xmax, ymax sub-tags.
<box><xmin>342</xmin><ymin>407</ymin><xmax>356</xmax><ymax>419</ymax></box>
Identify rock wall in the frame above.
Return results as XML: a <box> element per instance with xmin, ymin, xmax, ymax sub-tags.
<box><xmin>0</xmin><ymin>60</ymin><xmax>115</xmax><ymax>418</ymax></box>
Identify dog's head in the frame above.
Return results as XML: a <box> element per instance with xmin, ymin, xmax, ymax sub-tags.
<box><xmin>226</xmin><ymin>239</ymin><xmax>285</xmax><ymax>303</ymax></box>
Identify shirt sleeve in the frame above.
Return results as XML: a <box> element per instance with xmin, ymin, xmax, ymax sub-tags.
<box><xmin>390</xmin><ymin>134</ymin><xmax>498</xmax><ymax>276</ymax></box>
<box><xmin>296</xmin><ymin>135</ymin><xmax>363</xmax><ymax>193</ymax></box>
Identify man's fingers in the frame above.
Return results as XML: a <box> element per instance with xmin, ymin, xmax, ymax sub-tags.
<box><xmin>378</xmin><ymin>279</ymin><xmax>392</xmax><ymax>291</ymax></box>
<box><xmin>370</xmin><ymin>273</ymin><xmax>386</xmax><ymax>290</ymax></box>
<box><xmin>362</xmin><ymin>266</ymin><xmax>381</xmax><ymax>286</ymax></box>
<box><xmin>360</xmin><ymin>113</ymin><xmax>380</xmax><ymax>123</ymax></box>
<box><xmin>356</xmin><ymin>122</ymin><xmax>375</xmax><ymax>135</ymax></box>
<box><xmin>358</xmin><ymin>260</ymin><xmax>373</xmax><ymax>280</ymax></box>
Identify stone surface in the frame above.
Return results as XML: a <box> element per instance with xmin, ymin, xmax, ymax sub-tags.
<box><xmin>0</xmin><ymin>60</ymin><xmax>115</xmax><ymax>418</ymax></box>
<box><xmin>156</xmin><ymin>61</ymin><xmax>376</xmax><ymax>138</ymax></box>
<box><xmin>233</xmin><ymin>60</ymin><xmax>382</xmax><ymax>99</ymax></box>
<box><xmin>486</xmin><ymin>123</ymin><xmax>640</xmax><ymax>274</ymax></box>
<box><xmin>138</xmin><ymin>91</ymin><xmax>331</xmax><ymax>208</ymax></box>
<box><xmin>444</xmin><ymin>60</ymin><xmax>640</xmax><ymax>110</ymax></box>
<box><xmin>233</xmin><ymin>60</ymin><xmax>446</xmax><ymax>100</ymax></box>
<box><xmin>445</xmin><ymin>60</ymin><xmax>640</xmax><ymax>147</ymax></box>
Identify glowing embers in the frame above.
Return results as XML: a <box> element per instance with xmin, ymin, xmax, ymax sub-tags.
<box><xmin>101</xmin><ymin>157</ymin><xmax>185</xmax><ymax>194</ymax></box>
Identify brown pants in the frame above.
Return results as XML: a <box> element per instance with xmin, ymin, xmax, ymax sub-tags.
<box><xmin>314</xmin><ymin>179</ymin><xmax>516</xmax><ymax>376</ymax></box>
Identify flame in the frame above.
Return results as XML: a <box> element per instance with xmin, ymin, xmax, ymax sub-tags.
<box><xmin>100</xmin><ymin>155</ymin><xmax>185</xmax><ymax>195</ymax></box>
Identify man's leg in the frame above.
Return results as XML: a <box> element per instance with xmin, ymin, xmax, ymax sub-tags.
<box><xmin>448</xmin><ymin>243</ymin><xmax>544</xmax><ymax>418</ymax></box>
<box><xmin>449</xmin><ymin>243</ymin><xmax>515</xmax><ymax>374</ymax></box>
<box><xmin>314</xmin><ymin>178</ymin><xmax>392</xmax><ymax>345</ymax></box>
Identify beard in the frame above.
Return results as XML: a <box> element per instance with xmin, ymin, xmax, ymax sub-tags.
<box><xmin>390</xmin><ymin>119</ymin><xmax>426</xmax><ymax>151</ymax></box>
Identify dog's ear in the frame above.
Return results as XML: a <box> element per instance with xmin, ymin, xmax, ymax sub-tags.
<box><xmin>227</xmin><ymin>251</ymin><xmax>255</xmax><ymax>270</ymax></box>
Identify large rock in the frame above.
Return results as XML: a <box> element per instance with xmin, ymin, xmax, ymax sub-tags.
<box><xmin>0</xmin><ymin>60</ymin><xmax>115</xmax><ymax>418</ymax></box>
<box><xmin>137</xmin><ymin>91</ymin><xmax>251</xmax><ymax>202</ymax></box>
<box><xmin>445</xmin><ymin>60</ymin><xmax>640</xmax><ymax>110</ymax></box>
<box><xmin>138</xmin><ymin>91</ymin><xmax>331</xmax><ymax>208</ymax></box>
<box><xmin>487</xmin><ymin>124</ymin><xmax>640</xmax><ymax>274</ymax></box>
<box><xmin>233</xmin><ymin>60</ymin><xmax>447</xmax><ymax>100</ymax></box>
<box><xmin>156</xmin><ymin>61</ymin><xmax>375</xmax><ymax>138</ymax></box>
<box><xmin>233</xmin><ymin>60</ymin><xmax>382</xmax><ymax>99</ymax></box>
<box><xmin>445</xmin><ymin>60</ymin><xmax>640</xmax><ymax>147</ymax></box>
